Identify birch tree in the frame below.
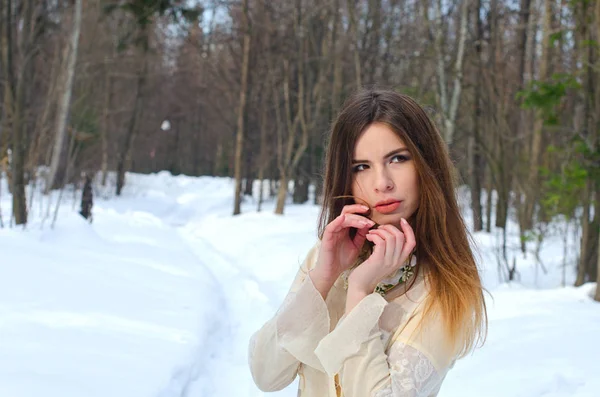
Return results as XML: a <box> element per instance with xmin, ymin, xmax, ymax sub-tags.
<box><xmin>433</xmin><ymin>0</ymin><xmax>469</xmax><ymax>145</ymax></box>
<box><xmin>45</xmin><ymin>0</ymin><xmax>83</xmax><ymax>194</ymax></box>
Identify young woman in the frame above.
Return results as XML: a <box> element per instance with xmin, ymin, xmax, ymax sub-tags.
<box><xmin>248</xmin><ymin>89</ymin><xmax>487</xmax><ymax>397</ymax></box>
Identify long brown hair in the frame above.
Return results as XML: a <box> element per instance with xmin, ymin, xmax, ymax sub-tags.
<box><xmin>318</xmin><ymin>89</ymin><xmax>487</xmax><ymax>357</ymax></box>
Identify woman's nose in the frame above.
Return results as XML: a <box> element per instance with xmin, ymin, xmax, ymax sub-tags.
<box><xmin>374</xmin><ymin>168</ymin><xmax>394</xmax><ymax>192</ymax></box>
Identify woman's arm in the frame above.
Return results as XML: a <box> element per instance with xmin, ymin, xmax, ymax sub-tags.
<box><xmin>314</xmin><ymin>293</ymin><xmax>454</xmax><ymax>397</ymax></box>
<box><xmin>249</xmin><ymin>202</ymin><xmax>375</xmax><ymax>391</ymax></box>
<box><xmin>248</xmin><ymin>243</ymin><xmax>332</xmax><ymax>391</ymax></box>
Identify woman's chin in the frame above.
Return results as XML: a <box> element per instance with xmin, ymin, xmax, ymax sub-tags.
<box><xmin>372</xmin><ymin>213</ymin><xmax>404</xmax><ymax>227</ymax></box>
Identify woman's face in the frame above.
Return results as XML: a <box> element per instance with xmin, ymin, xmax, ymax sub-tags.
<box><xmin>351</xmin><ymin>122</ymin><xmax>420</xmax><ymax>227</ymax></box>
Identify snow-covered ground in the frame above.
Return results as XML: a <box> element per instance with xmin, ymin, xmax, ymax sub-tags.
<box><xmin>0</xmin><ymin>171</ymin><xmax>598</xmax><ymax>397</ymax></box>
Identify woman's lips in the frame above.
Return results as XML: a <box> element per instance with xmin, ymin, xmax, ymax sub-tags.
<box><xmin>375</xmin><ymin>201</ymin><xmax>401</xmax><ymax>214</ymax></box>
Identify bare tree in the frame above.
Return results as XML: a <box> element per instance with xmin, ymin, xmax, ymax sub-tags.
<box><xmin>522</xmin><ymin>0</ymin><xmax>555</xmax><ymax>230</ymax></box>
<box><xmin>233</xmin><ymin>0</ymin><xmax>251</xmax><ymax>215</ymax></box>
<box><xmin>45</xmin><ymin>0</ymin><xmax>83</xmax><ymax>194</ymax></box>
<box><xmin>433</xmin><ymin>0</ymin><xmax>469</xmax><ymax>145</ymax></box>
<box><xmin>2</xmin><ymin>0</ymin><xmax>41</xmax><ymax>225</ymax></box>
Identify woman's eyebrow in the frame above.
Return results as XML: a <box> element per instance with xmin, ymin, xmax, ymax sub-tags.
<box><xmin>352</xmin><ymin>147</ymin><xmax>409</xmax><ymax>164</ymax></box>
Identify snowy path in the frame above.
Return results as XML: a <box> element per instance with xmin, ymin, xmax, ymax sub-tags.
<box><xmin>0</xmin><ymin>173</ymin><xmax>235</xmax><ymax>397</ymax></box>
<box><xmin>101</xmin><ymin>173</ymin><xmax>297</xmax><ymax>396</ymax></box>
<box><xmin>177</xmin><ymin>209</ymin><xmax>317</xmax><ymax>396</ymax></box>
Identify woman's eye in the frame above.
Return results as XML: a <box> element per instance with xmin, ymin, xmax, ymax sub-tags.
<box><xmin>353</xmin><ymin>164</ymin><xmax>367</xmax><ymax>172</ymax></box>
<box><xmin>391</xmin><ymin>154</ymin><xmax>409</xmax><ymax>163</ymax></box>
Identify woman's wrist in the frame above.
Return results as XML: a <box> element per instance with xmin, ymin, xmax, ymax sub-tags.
<box><xmin>347</xmin><ymin>274</ymin><xmax>376</xmax><ymax>296</ymax></box>
<box><xmin>309</xmin><ymin>266</ymin><xmax>339</xmax><ymax>300</ymax></box>
<box><xmin>345</xmin><ymin>283</ymin><xmax>370</xmax><ymax>313</ymax></box>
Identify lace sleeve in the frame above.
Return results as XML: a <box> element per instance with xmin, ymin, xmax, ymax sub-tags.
<box><xmin>373</xmin><ymin>342</ymin><xmax>443</xmax><ymax>397</ymax></box>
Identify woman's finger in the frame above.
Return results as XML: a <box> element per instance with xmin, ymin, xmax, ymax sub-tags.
<box><xmin>341</xmin><ymin>204</ymin><xmax>371</xmax><ymax>215</ymax></box>
<box><xmin>342</xmin><ymin>213</ymin><xmax>375</xmax><ymax>230</ymax></box>
<box><xmin>368</xmin><ymin>228</ymin><xmax>395</xmax><ymax>268</ymax></box>
<box><xmin>352</xmin><ymin>223</ymin><xmax>371</xmax><ymax>249</ymax></box>
<box><xmin>324</xmin><ymin>213</ymin><xmax>346</xmax><ymax>236</ymax></box>
<box><xmin>379</xmin><ymin>224</ymin><xmax>405</xmax><ymax>265</ymax></box>
<box><xmin>366</xmin><ymin>233</ymin><xmax>386</xmax><ymax>259</ymax></box>
<box><xmin>398</xmin><ymin>218</ymin><xmax>416</xmax><ymax>262</ymax></box>
<box><xmin>324</xmin><ymin>213</ymin><xmax>371</xmax><ymax>238</ymax></box>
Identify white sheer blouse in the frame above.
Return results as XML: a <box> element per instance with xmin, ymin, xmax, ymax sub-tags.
<box><xmin>248</xmin><ymin>242</ymin><xmax>458</xmax><ymax>397</ymax></box>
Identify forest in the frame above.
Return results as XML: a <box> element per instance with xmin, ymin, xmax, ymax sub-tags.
<box><xmin>0</xmin><ymin>0</ymin><xmax>598</xmax><ymax>298</ymax></box>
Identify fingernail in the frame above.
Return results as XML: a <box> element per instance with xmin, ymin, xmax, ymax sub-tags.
<box><xmin>401</xmin><ymin>218</ymin><xmax>407</xmax><ymax>225</ymax></box>
<box><xmin>361</xmin><ymin>205</ymin><xmax>369</xmax><ymax>210</ymax></box>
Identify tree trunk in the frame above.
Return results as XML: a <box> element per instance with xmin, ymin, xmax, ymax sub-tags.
<box><xmin>257</xmin><ymin>86</ymin><xmax>268</xmax><ymax>212</ymax></box>
<box><xmin>6</xmin><ymin>0</ymin><xmax>35</xmax><ymax>225</ymax></box>
<box><xmin>516</xmin><ymin>0</ymin><xmax>532</xmax><ymax>86</ymax></box>
<box><xmin>257</xmin><ymin>178</ymin><xmax>264</xmax><ymax>211</ymax></box>
<box><xmin>214</xmin><ymin>141</ymin><xmax>223</xmax><ymax>176</ymax></box>
<box><xmin>445</xmin><ymin>0</ymin><xmax>469</xmax><ymax>145</ymax></box>
<box><xmin>433</xmin><ymin>0</ymin><xmax>469</xmax><ymax>145</ymax></box>
<box><xmin>433</xmin><ymin>0</ymin><xmax>448</xmax><ymax>130</ymax></box>
<box><xmin>470</xmin><ymin>0</ymin><xmax>484</xmax><ymax>232</ymax></box>
<box><xmin>293</xmin><ymin>161</ymin><xmax>309</xmax><ymax>204</ymax></box>
<box><xmin>274</xmin><ymin>1</ymin><xmax>310</xmax><ymax>215</ymax></box>
<box><xmin>495</xmin><ymin>183</ymin><xmax>509</xmax><ymax>229</ymax></box>
<box><xmin>485</xmin><ymin>168</ymin><xmax>492</xmax><ymax>232</ymax></box>
<box><xmin>243</xmin><ymin>138</ymin><xmax>253</xmax><ymax>196</ymax></box>
<box><xmin>314</xmin><ymin>177</ymin><xmax>323</xmax><ymax>205</ymax></box>
<box><xmin>364</xmin><ymin>0</ymin><xmax>382</xmax><ymax>84</ymax></box>
<box><xmin>275</xmin><ymin>174</ymin><xmax>287</xmax><ymax>214</ymax></box>
<box><xmin>45</xmin><ymin>0</ymin><xmax>82</xmax><ymax>194</ymax></box>
<box><xmin>50</xmin><ymin>125</ymin><xmax>79</xmax><ymax>229</ymax></box>
<box><xmin>346</xmin><ymin>0</ymin><xmax>362</xmax><ymax>89</ymax></box>
<box><xmin>523</xmin><ymin>0</ymin><xmax>554</xmax><ymax>230</ymax></box>
<box><xmin>594</xmin><ymin>226</ymin><xmax>600</xmax><ymax>302</ymax></box>
<box><xmin>101</xmin><ymin>73</ymin><xmax>112</xmax><ymax>186</ymax></box>
<box><xmin>233</xmin><ymin>0</ymin><xmax>251</xmax><ymax>216</ymax></box>
<box><xmin>514</xmin><ymin>0</ymin><xmax>532</xmax><ymax>253</ymax></box>
<box><xmin>0</xmin><ymin>165</ymin><xmax>3</xmax><ymax>228</ymax></box>
<box><xmin>487</xmin><ymin>0</ymin><xmax>509</xmax><ymax>231</ymax></box>
<box><xmin>576</xmin><ymin>177</ymin><xmax>593</xmax><ymax>286</ymax></box>
<box><xmin>592</xmin><ymin>186</ymin><xmax>600</xmax><ymax>284</ymax></box>
<box><xmin>116</xmin><ymin>31</ymin><xmax>149</xmax><ymax>196</ymax></box>
<box><xmin>244</xmin><ymin>177</ymin><xmax>254</xmax><ymax>196</ymax></box>
<box><xmin>575</xmin><ymin>0</ymin><xmax>598</xmax><ymax>287</ymax></box>
<box><xmin>469</xmin><ymin>123</ymin><xmax>483</xmax><ymax>232</ymax></box>
<box><xmin>79</xmin><ymin>172</ymin><xmax>93</xmax><ymax>222</ymax></box>
<box><xmin>330</xmin><ymin>0</ymin><xmax>342</xmax><ymax>112</ymax></box>
<box><xmin>593</xmin><ymin>0</ymin><xmax>600</xmax><ymax>302</ymax></box>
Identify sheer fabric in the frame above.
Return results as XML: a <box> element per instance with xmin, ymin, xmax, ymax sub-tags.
<box><xmin>248</xmin><ymin>242</ymin><xmax>457</xmax><ymax>396</ymax></box>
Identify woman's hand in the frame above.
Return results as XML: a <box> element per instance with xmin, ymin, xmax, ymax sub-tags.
<box><xmin>347</xmin><ymin>218</ymin><xmax>416</xmax><ymax>296</ymax></box>
<box><xmin>311</xmin><ymin>204</ymin><xmax>375</xmax><ymax>296</ymax></box>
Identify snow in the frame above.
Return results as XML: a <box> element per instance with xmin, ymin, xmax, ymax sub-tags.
<box><xmin>0</xmin><ymin>171</ymin><xmax>598</xmax><ymax>397</ymax></box>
